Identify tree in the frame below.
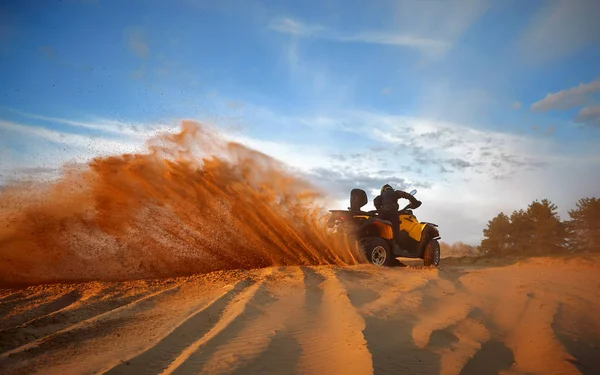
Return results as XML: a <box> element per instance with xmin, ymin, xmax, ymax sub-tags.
<box><xmin>567</xmin><ymin>197</ymin><xmax>600</xmax><ymax>253</ymax></box>
<box><xmin>480</xmin><ymin>199</ymin><xmax>567</xmax><ymax>256</ymax></box>
<box><xmin>509</xmin><ymin>209</ymin><xmax>534</xmax><ymax>252</ymax></box>
<box><xmin>525</xmin><ymin>199</ymin><xmax>566</xmax><ymax>254</ymax></box>
<box><xmin>480</xmin><ymin>212</ymin><xmax>512</xmax><ymax>255</ymax></box>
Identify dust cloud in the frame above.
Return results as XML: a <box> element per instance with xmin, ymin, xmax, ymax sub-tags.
<box><xmin>0</xmin><ymin>121</ymin><xmax>363</xmax><ymax>287</ymax></box>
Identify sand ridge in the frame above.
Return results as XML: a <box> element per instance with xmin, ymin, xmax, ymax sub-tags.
<box><xmin>1</xmin><ymin>255</ymin><xmax>598</xmax><ymax>375</ymax></box>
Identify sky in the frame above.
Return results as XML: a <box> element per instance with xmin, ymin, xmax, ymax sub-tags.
<box><xmin>1</xmin><ymin>0</ymin><xmax>600</xmax><ymax>245</ymax></box>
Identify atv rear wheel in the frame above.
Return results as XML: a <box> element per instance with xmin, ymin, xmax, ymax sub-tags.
<box><xmin>362</xmin><ymin>237</ymin><xmax>394</xmax><ymax>267</ymax></box>
<box><xmin>423</xmin><ymin>239</ymin><xmax>440</xmax><ymax>267</ymax></box>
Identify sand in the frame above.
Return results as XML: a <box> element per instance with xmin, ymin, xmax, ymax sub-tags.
<box><xmin>1</xmin><ymin>255</ymin><xmax>598</xmax><ymax>375</ymax></box>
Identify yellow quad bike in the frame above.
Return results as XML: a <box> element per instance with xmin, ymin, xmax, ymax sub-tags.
<box><xmin>327</xmin><ymin>188</ymin><xmax>441</xmax><ymax>267</ymax></box>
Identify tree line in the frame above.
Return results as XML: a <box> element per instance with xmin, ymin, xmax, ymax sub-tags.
<box><xmin>479</xmin><ymin>197</ymin><xmax>600</xmax><ymax>255</ymax></box>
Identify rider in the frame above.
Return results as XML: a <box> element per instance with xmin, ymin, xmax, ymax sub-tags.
<box><xmin>373</xmin><ymin>184</ymin><xmax>422</xmax><ymax>246</ymax></box>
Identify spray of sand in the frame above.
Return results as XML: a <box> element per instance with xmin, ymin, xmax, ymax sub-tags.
<box><xmin>0</xmin><ymin>121</ymin><xmax>363</xmax><ymax>287</ymax></box>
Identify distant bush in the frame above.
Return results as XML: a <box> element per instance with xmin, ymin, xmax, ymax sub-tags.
<box><xmin>440</xmin><ymin>241</ymin><xmax>480</xmax><ymax>258</ymax></box>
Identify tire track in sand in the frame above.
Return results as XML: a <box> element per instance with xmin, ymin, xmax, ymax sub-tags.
<box><xmin>0</xmin><ymin>287</ymin><xmax>162</xmax><ymax>354</ymax></box>
<box><xmin>333</xmin><ymin>267</ymin><xmax>442</xmax><ymax>375</ymax></box>
<box><xmin>0</xmin><ymin>281</ymin><xmax>184</xmax><ymax>361</ymax></box>
<box><xmin>167</xmin><ymin>267</ymin><xmax>308</xmax><ymax>375</ymax></box>
<box><xmin>155</xmin><ymin>269</ymin><xmax>273</xmax><ymax>375</ymax></box>
<box><xmin>502</xmin><ymin>296</ymin><xmax>580</xmax><ymax>375</ymax></box>
<box><xmin>291</xmin><ymin>267</ymin><xmax>374</xmax><ymax>375</ymax></box>
<box><xmin>0</xmin><ymin>290</ymin><xmax>51</xmax><ymax>314</ymax></box>
<box><xmin>99</xmin><ymin>277</ymin><xmax>260</xmax><ymax>375</ymax></box>
<box><xmin>0</xmin><ymin>290</ymin><xmax>81</xmax><ymax>330</ymax></box>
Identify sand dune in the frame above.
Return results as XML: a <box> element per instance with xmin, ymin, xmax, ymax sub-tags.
<box><xmin>1</xmin><ymin>255</ymin><xmax>598</xmax><ymax>375</ymax></box>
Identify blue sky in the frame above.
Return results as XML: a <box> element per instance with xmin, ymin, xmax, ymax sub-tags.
<box><xmin>1</xmin><ymin>0</ymin><xmax>600</xmax><ymax>244</ymax></box>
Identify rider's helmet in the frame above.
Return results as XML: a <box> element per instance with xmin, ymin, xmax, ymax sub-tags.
<box><xmin>381</xmin><ymin>184</ymin><xmax>393</xmax><ymax>193</ymax></box>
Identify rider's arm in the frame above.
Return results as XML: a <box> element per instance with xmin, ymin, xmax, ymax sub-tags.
<box><xmin>394</xmin><ymin>190</ymin><xmax>415</xmax><ymax>201</ymax></box>
<box><xmin>395</xmin><ymin>190</ymin><xmax>420</xmax><ymax>207</ymax></box>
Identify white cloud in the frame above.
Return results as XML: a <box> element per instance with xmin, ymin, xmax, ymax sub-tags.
<box><xmin>225</xmin><ymin>133</ymin><xmax>336</xmax><ymax>174</ymax></box>
<box><xmin>268</xmin><ymin>17</ymin><xmax>449</xmax><ymax>56</ymax></box>
<box><xmin>0</xmin><ymin>113</ymin><xmax>184</xmax><ymax>185</ymax></box>
<box><xmin>512</xmin><ymin>101</ymin><xmax>522</xmax><ymax>110</ymax></box>
<box><xmin>575</xmin><ymin>105</ymin><xmax>600</xmax><ymax>127</ymax></box>
<box><xmin>333</xmin><ymin>30</ymin><xmax>449</xmax><ymax>51</ymax></box>
<box><xmin>346</xmin><ymin>111</ymin><xmax>554</xmax><ymax>178</ymax></box>
<box><xmin>0</xmin><ymin>120</ymin><xmax>147</xmax><ymax>156</ymax></box>
<box><xmin>518</xmin><ymin>0</ymin><xmax>600</xmax><ymax>63</ymax></box>
<box><xmin>392</xmin><ymin>0</ymin><xmax>491</xmax><ymax>53</ymax></box>
<box><xmin>271</xmin><ymin>32</ymin><xmax>357</xmax><ymax>105</ymax></box>
<box><xmin>0</xmin><ymin>120</ymin><xmax>150</xmax><ymax>186</ymax></box>
<box><xmin>268</xmin><ymin>17</ymin><xmax>324</xmax><ymax>36</ymax></box>
<box><xmin>531</xmin><ymin>78</ymin><xmax>600</xmax><ymax>112</ymax></box>
<box><xmin>5</xmin><ymin>109</ymin><xmax>168</xmax><ymax>137</ymax></box>
<box><xmin>416</xmin><ymin>82</ymin><xmax>495</xmax><ymax>125</ymax></box>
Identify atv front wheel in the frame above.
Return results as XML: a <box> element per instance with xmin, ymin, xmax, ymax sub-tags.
<box><xmin>362</xmin><ymin>237</ymin><xmax>394</xmax><ymax>267</ymax></box>
<box><xmin>423</xmin><ymin>239</ymin><xmax>441</xmax><ymax>267</ymax></box>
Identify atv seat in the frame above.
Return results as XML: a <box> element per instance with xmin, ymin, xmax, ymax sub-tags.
<box><xmin>350</xmin><ymin>188</ymin><xmax>368</xmax><ymax>211</ymax></box>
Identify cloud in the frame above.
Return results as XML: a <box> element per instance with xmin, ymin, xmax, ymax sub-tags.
<box><xmin>268</xmin><ymin>17</ymin><xmax>324</xmax><ymax>36</ymax></box>
<box><xmin>0</xmin><ymin>110</ymin><xmax>182</xmax><ymax>185</ymax></box>
<box><xmin>512</xmin><ymin>101</ymin><xmax>521</xmax><ymax>110</ymax></box>
<box><xmin>271</xmin><ymin>30</ymin><xmax>357</xmax><ymax>103</ymax></box>
<box><xmin>446</xmin><ymin>158</ymin><xmax>471</xmax><ymax>169</ymax></box>
<box><xmin>346</xmin><ymin>112</ymin><xmax>550</xmax><ymax>181</ymax></box>
<box><xmin>531</xmin><ymin>78</ymin><xmax>600</xmax><ymax>112</ymax></box>
<box><xmin>575</xmin><ymin>105</ymin><xmax>600</xmax><ymax>127</ymax></box>
<box><xmin>305</xmin><ymin>167</ymin><xmax>433</xmax><ymax>202</ymax></box>
<box><xmin>392</xmin><ymin>0</ymin><xmax>491</xmax><ymax>52</ymax></box>
<box><xmin>268</xmin><ymin>17</ymin><xmax>449</xmax><ymax>56</ymax></box>
<box><xmin>0</xmin><ymin>120</ymin><xmax>146</xmax><ymax>154</ymax></box>
<box><xmin>518</xmin><ymin>0</ymin><xmax>600</xmax><ymax>63</ymax></box>
<box><xmin>417</xmin><ymin>82</ymin><xmax>495</xmax><ymax>125</ymax></box>
<box><xmin>334</xmin><ymin>31</ymin><xmax>449</xmax><ymax>51</ymax></box>
<box><xmin>125</xmin><ymin>27</ymin><xmax>149</xmax><ymax>59</ymax></box>
<box><xmin>4</xmin><ymin>109</ymin><xmax>166</xmax><ymax>137</ymax></box>
<box><xmin>381</xmin><ymin>87</ymin><xmax>391</xmax><ymax>95</ymax></box>
<box><xmin>0</xmin><ymin>166</ymin><xmax>62</xmax><ymax>186</ymax></box>
<box><xmin>531</xmin><ymin>124</ymin><xmax>556</xmax><ymax>137</ymax></box>
<box><xmin>0</xmin><ymin>119</ymin><xmax>151</xmax><ymax>186</ymax></box>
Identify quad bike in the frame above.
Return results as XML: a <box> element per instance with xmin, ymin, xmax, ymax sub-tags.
<box><xmin>327</xmin><ymin>188</ymin><xmax>441</xmax><ymax>267</ymax></box>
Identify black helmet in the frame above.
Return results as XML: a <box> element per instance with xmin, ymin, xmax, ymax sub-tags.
<box><xmin>381</xmin><ymin>184</ymin><xmax>393</xmax><ymax>193</ymax></box>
